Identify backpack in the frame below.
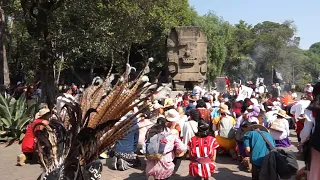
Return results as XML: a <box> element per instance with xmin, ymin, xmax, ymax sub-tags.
<box><xmin>145</xmin><ymin>133</ymin><xmax>170</xmax><ymax>161</ymax></box>
<box><xmin>257</xmin><ymin>130</ymin><xmax>298</xmax><ymax>180</ymax></box>
<box><xmin>219</xmin><ymin>116</ymin><xmax>235</xmax><ymax>139</ymax></box>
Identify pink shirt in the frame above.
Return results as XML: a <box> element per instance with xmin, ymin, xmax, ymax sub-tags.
<box><xmin>138</xmin><ymin>119</ymin><xmax>154</xmax><ymax>143</ymax></box>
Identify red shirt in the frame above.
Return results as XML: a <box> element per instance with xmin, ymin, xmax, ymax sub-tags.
<box><xmin>21</xmin><ymin>119</ymin><xmax>43</xmax><ymax>153</ymax></box>
<box><xmin>188</xmin><ymin>136</ymin><xmax>219</xmax><ymax>178</ymax></box>
<box><xmin>296</xmin><ymin>120</ymin><xmax>304</xmax><ymax>134</ymax></box>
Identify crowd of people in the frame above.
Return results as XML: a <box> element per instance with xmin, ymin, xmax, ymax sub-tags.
<box><xmin>14</xmin><ymin>79</ymin><xmax>320</xmax><ymax>180</ymax></box>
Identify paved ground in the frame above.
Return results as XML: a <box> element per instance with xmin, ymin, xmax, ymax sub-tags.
<box><xmin>0</xmin><ymin>131</ymin><xmax>304</xmax><ymax>180</ymax></box>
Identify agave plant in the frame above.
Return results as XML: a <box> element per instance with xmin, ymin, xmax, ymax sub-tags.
<box><xmin>0</xmin><ymin>93</ymin><xmax>37</xmax><ymax>141</ymax></box>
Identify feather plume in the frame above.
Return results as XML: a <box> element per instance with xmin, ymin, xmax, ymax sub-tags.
<box><xmin>35</xmin><ymin>59</ymin><xmax>159</xmax><ymax>179</ymax></box>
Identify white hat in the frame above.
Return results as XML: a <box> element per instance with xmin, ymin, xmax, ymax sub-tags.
<box><xmin>250</xmin><ymin>98</ymin><xmax>259</xmax><ymax>106</ymax></box>
<box><xmin>153</xmin><ymin>101</ymin><xmax>163</xmax><ymax>110</ymax></box>
<box><xmin>165</xmin><ymin>109</ymin><xmax>180</xmax><ymax>122</ymax></box>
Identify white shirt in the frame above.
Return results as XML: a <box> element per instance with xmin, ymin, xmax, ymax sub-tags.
<box><xmin>182</xmin><ymin>120</ymin><xmax>198</xmax><ymax>148</ymax></box>
<box><xmin>277</xmin><ymin>86</ymin><xmax>282</xmax><ymax>95</ymax></box>
<box><xmin>178</xmin><ymin>115</ymin><xmax>188</xmax><ymax>136</ymax></box>
<box><xmin>300</xmin><ymin>109</ymin><xmax>315</xmax><ymax>144</ymax></box>
<box><xmin>193</xmin><ymin>85</ymin><xmax>202</xmax><ymax>95</ymax></box>
<box><xmin>256</xmin><ymin>85</ymin><xmax>267</xmax><ymax>94</ymax></box>
<box><xmin>304</xmin><ymin>86</ymin><xmax>314</xmax><ymax>93</ymax></box>
<box><xmin>290</xmin><ymin>100</ymin><xmax>311</xmax><ymax>120</ymax></box>
<box><xmin>291</xmin><ymin>92</ymin><xmax>297</xmax><ymax>99</ymax></box>
<box><xmin>265</xmin><ymin>110</ymin><xmax>278</xmax><ymax>125</ymax></box>
<box><xmin>269</xmin><ymin>118</ymin><xmax>290</xmax><ymax>140</ymax></box>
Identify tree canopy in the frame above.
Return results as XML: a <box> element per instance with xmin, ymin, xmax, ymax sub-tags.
<box><xmin>0</xmin><ymin>0</ymin><xmax>319</xmax><ymax>98</ymax></box>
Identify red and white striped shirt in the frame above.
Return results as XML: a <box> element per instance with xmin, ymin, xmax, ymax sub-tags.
<box><xmin>188</xmin><ymin>136</ymin><xmax>219</xmax><ymax>178</ymax></box>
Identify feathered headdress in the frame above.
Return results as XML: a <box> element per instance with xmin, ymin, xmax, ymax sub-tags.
<box><xmin>35</xmin><ymin>59</ymin><xmax>158</xmax><ymax>180</ymax></box>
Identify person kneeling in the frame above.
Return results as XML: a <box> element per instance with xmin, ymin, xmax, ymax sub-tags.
<box><xmin>17</xmin><ymin>108</ymin><xmax>51</xmax><ymax>166</ymax></box>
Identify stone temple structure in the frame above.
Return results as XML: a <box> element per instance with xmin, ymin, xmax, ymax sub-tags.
<box><xmin>167</xmin><ymin>26</ymin><xmax>207</xmax><ymax>90</ymax></box>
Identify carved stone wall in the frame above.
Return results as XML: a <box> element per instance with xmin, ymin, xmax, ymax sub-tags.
<box><xmin>167</xmin><ymin>26</ymin><xmax>207</xmax><ymax>90</ymax></box>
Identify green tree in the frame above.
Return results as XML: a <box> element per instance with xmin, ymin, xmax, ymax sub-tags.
<box><xmin>193</xmin><ymin>11</ymin><xmax>234</xmax><ymax>82</ymax></box>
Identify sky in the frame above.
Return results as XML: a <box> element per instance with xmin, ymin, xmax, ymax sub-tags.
<box><xmin>189</xmin><ymin>0</ymin><xmax>320</xmax><ymax>49</ymax></box>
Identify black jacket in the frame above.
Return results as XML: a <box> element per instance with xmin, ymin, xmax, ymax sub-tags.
<box><xmin>260</xmin><ymin>148</ymin><xmax>298</xmax><ymax>180</ymax></box>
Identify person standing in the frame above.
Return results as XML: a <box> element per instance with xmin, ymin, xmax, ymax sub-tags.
<box><xmin>271</xmin><ymin>84</ymin><xmax>280</xmax><ymax>98</ymax></box>
<box><xmin>300</xmin><ymin>82</ymin><xmax>320</xmax><ymax>180</ymax></box>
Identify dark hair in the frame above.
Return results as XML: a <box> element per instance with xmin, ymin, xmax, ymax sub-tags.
<box><xmin>196</xmin><ymin>99</ymin><xmax>206</xmax><ymax>108</ymax></box>
<box><xmin>146</xmin><ymin>117</ymin><xmax>167</xmax><ymax>139</ymax></box>
<box><xmin>64</xmin><ymin>86</ymin><xmax>72</xmax><ymax>93</ymax></box>
<box><xmin>202</xmin><ymin>97</ymin><xmax>209</xmax><ymax>103</ymax></box>
<box><xmin>196</xmin><ymin>119</ymin><xmax>210</xmax><ymax>138</ymax></box>
<box><xmin>189</xmin><ymin>109</ymin><xmax>200</xmax><ymax>122</ymax></box>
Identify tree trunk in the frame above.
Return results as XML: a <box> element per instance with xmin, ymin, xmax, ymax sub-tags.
<box><xmin>0</xmin><ymin>5</ymin><xmax>10</xmax><ymax>87</ymax></box>
<box><xmin>40</xmin><ymin>49</ymin><xmax>56</xmax><ymax>108</ymax></box>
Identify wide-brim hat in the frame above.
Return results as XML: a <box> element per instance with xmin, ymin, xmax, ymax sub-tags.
<box><xmin>218</xmin><ymin>104</ymin><xmax>230</xmax><ymax>114</ymax></box>
<box><xmin>277</xmin><ymin>110</ymin><xmax>290</xmax><ymax>119</ymax></box>
<box><xmin>165</xmin><ymin>109</ymin><xmax>180</xmax><ymax>122</ymax></box>
<box><xmin>242</xmin><ymin>124</ymin><xmax>269</xmax><ymax>135</ymax></box>
<box><xmin>35</xmin><ymin>108</ymin><xmax>50</xmax><ymax>119</ymax></box>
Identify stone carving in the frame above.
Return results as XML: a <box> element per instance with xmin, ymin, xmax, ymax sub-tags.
<box><xmin>167</xmin><ymin>26</ymin><xmax>207</xmax><ymax>90</ymax></box>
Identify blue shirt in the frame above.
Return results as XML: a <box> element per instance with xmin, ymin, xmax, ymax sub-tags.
<box><xmin>243</xmin><ymin>130</ymin><xmax>275</xmax><ymax>167</ymax></box>
<box><xmin>211</xmin><ymin>107</ymin><xmax>220</xmax><ymax>119</ymax></box>
<box><xmin>115</xmin><ymin>114</ymin><xmax>139</xmax><ymax>153</ymax></box>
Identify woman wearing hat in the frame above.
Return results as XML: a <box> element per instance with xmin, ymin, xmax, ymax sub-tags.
<box><xmin>165</xmin><ymin>109</ymin><xmax>181</xmax><ymax>136</ymax></box>
<box><xmin>17</xmin><ymin>108</ymin><xmax>51</xmax><ymax>166</ymax></box>
<box><xmin>212</xmin><ymin>104</ymin><xmax>237</xmax><ymax>159</ymax></box>
<box><xmin>268</xmin><ymin>110</ymin><xmax>291</xmax><ymax>148</ymax></box>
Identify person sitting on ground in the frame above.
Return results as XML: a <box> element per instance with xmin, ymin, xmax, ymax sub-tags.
<box><xmin>188</xmin><ymin>119</ymin><xmax>219</xmax><ymax>180</ymax></box>
<box><xmin>164</xmin><ymin>109</ymin><xmax>181</xmax><ymax>136</ymax></box>
<box><xmin>137</xmin><ymin>112</ymin><xmax>154</xmax><ymax>154</ymax></box>
<box><xmin>243</xmin><ymin>124</ymin><xmax>275</xmax><ymax>180</ymax></box>
<box><xmin>212</xmin><ymin>104</ymin><xmax>237</xmax><ymax>159</ymax></box>
<box><xmin>111</xmin><ymin>111</ymin><xmax>140</xmax><ymax>171</ymax></box>
<box><xmin>145</xmin><ymin>117</ymin><xmax>187</xmax><ymax>180</ymax></box>
<box><xmin>182</xmin><ymin>109</ymin><xmax>201</xmax><ymax>147</ymax></box>
<box><xmin>17</xmin><ymin>108</ymin><xmax>51</xmax><ymax>166</ymax></box>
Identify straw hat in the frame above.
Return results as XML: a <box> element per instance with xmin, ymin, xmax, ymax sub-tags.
<box><xmin>276</xmin><ymin>110</ymin><xmax>290</xmax><ymax>119</ymax></box>
<box><xmin>242</xmin><ymin>124</ymin><xmax>269</xmax><ymax>135</ymax></box>
<box><xmin>35</xmin><ymin>108</ymin><xmax>50</xmax><ymax>119</ymax></box>
<box><xmin>165</xmin><ymin>109</ymin><xmax>180</xmax><ymax>122</ymax></box>
<box><xmin>218</xmin><ymin>104</ymin><xmax>230</xmax><ymax>114</ymax></box>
